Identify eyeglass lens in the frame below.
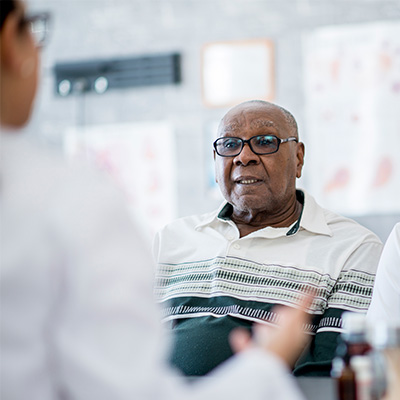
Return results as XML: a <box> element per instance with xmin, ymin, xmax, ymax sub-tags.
<box><xmin>27</xmin><ymin>14</ymin><xmax>49</xmax><ymax>47</ymax></box>
<box><xmin>215</xmin><ymin>135</ymin><xmax>280</xmax><ymax>156</ymax></box>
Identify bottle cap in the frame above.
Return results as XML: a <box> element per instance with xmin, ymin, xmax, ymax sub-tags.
<box><xmin>341</xmin><ymin>312</ymin><xmax>367</xmax><ymax>337</ymax></box>
<box><xmin>350</xmin><ymin>355</ymin><xmax>372</xmax><ymax>377</ymax></box>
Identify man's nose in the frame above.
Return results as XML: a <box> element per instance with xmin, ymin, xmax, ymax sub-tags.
<box><xmin>233</xmin><ymin>142</ymin><xmax>259</xmax><ymax>166</ymax></box>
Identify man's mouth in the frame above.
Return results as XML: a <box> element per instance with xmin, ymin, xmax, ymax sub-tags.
<box><xmin>236</xmin><ymin>179</ymin><xmax>262</xmax><ymax>184</ymax></box>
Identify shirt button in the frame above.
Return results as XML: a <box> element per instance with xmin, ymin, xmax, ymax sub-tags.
<box><xmin>227</xmin><ymin>235</ymin><xmax>234</xmax><ymax>241</ymax></box>
<box><xmin>233</xmin><ymin>244</ymin><xmax>241</xmax><ymax>250</ymax></box>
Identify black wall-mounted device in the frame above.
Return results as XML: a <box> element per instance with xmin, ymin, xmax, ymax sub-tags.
<box><xmin>54</xmin><ymin>53</ymin><xmax>181</xmax><ymax>96</ymax></box>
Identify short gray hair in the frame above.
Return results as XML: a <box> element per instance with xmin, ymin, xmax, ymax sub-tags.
<box><xmin>242</xmin><ymin>100</ymin><xmax>299</xmax><ymax>138</ymax></box>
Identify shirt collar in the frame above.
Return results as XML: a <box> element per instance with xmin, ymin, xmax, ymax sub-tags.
<box><xmin>195</xmin><ymin>189</ymin><xmax>332</xmax><ymax>237</ymax></box>
<box><xmin>299</xmin><ymin>189</ymin><xmax>332</xmax><ymax>236</ymax></box>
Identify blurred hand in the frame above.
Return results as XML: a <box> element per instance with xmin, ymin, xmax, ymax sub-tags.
<box><xmin>230</xmin><ymin>294</ymin><xmax>313</xmax><ymax>368</ymax></box>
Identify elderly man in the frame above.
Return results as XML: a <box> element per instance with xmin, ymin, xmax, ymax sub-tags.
<box><xmin>154</xmin><ymin>100</ymin><xmax>383</xmax><ymax>377</ymax></box>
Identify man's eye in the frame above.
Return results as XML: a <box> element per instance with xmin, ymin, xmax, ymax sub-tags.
<box><xmin>223</xmin><ymin>139</ymin><xmax>240</xmax><ymax>149</ymax></box>
<box><xmin>255</xmin><ymin>136</ymin><xmax>275</xmax><ymax>147</ymax></box>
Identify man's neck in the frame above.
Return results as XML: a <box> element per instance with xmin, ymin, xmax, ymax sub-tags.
<box><xmin>231</xmin><ymin>194</ymin><xmax>303</xmax><ymax>238</ymax></box>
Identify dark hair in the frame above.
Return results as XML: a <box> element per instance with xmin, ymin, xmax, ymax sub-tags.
<box><xmin>1</xmin><ymin>0</ymin><xmax>17</xmax><ymax>31</ymax></box>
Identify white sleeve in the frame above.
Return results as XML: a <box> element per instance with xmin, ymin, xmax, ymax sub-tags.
<box><xmin>50</xmin><ymin>172</ymin><xmax>165</xmax><ymax>400</ymax></box>
<box><xmin>50</xmin><ymin>172</ymin><xmax>305</xmax><ymax>400</ymax></box>
<box><xmin>185</xmin><ymin>350</ymin><xmax>306</xmax><ymax>400</ymax></box>
<box><xmin>367</xmin><ymin>223</ymin><xmax>400</xmax><ymax>324</ymax></box>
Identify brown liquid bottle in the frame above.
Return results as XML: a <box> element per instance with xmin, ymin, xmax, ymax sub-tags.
<box><xmin>331</xmin><ymin>312</ymin><xmax>371</xmax><ymax>400</ymax></box>
<box><xmin>332</xmin><ymin>343</ymin><xmax>358</xmax><ymax>400</ymax></box>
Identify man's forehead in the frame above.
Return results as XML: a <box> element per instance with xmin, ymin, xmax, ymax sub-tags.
<box><xmin>220</xmin><ymin>119</ymin><xmax>277</xmax><ymax>134</ymax></box>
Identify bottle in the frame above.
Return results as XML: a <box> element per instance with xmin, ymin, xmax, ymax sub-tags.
<box><xmin>367</xmin><ymin>321</ymin><xmax>400</xmax><ymax>400</ymax></box>
<box><xmin>351</xmin><ymin>356</ymin><xmax>373</xmax><ymax>400</ymax></box>
<box><xmin>341</xmin><ymin>312</ymin><xmax>371</xmax><ymax>358</ymax></box>
<box><xmin>331</xmin><ymin>312</ymin><xmax>371</xmax><ymax>400</ymax></box>
<box><xmin>332</xmin><ymin>346</ymin><xmax>357</xmax><ymax>400</ymax></box>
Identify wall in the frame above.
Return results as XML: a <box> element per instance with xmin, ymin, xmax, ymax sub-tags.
<box><xmin>27</xmin><ymin>0</ymin><xmax>400</xmax><ymax>241</ymax></box>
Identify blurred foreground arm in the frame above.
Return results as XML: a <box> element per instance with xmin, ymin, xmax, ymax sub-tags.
<box><xmin>196</xmin><ymin>296</ymin><xmax>312</xmax><ymax>400</ymax></box>
<box><xmin>230</xmin><ymin>294</ymin><xmax>313</xmax><ymax>368</ymax></box>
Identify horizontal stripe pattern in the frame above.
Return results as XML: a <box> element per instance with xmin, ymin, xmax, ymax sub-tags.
<box><xmin>156</xmin><ymin>256</ymin><xmax>375</xmax><ymax>331</ymax></box>
<box><xmin>156</xmin><ymin>256</ymin><xmax>333</xmax><ymax>307</ymax></box>
<box><xmin>329</xmin><ymin>269</ymin><xmax>375</xmax><ymax>310</ymax></box>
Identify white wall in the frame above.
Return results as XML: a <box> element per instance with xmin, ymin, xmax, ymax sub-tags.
<box><xmin>26</xmin><ymin>0</ymin><xmax>400</xmax><ymax>241</ymax></box>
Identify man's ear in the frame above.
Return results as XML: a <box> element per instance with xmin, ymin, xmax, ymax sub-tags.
<box><xmin>296</xmin><ymin>142</ymin><xmax>305</xmax><ymax>179</ymax></box>
<box><xmin>213</xmin><ymin>150</ymin><xmax>219</xmax><ymax>183</ymax></box>
<box><xmin>1</xmin><ymin>12</ymin><xmax>24</xmax><ymax>75</ymax></box>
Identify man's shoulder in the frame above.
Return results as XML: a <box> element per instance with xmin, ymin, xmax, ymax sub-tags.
<box><xmin>301</xmin><ymin>190</ymin><xmax>382</xmax><ymax>245</ymax></box>
<box><xmin>323</xmin><ymin>208</ymin><xmax>382</xmax><ymax>244</ymax></box>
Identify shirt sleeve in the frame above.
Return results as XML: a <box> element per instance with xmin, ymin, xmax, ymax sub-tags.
<box><xmin>367</xmin><ymin>223</ymin><xmax>400</xmax><ymax>324</ymax></box>
<box><xmin>293</xmin><ymin>240</ymin><xmax>383</xmax><ymax>376</ymax></box>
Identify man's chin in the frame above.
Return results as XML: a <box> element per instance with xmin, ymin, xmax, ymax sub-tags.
<box><xmin>231</xmin><ymin>197</ymin><xmax>273</xmax><ymax>214</ymax></box>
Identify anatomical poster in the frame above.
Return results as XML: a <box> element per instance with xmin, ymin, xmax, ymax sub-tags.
<box><xmin>303</xmin><ymin>21</ymin><xmax>400</xmax><ymax>215</ymax></box>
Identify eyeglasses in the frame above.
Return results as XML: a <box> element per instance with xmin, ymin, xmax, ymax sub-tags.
<box><xmin>20</xmin><ymin>12</ymin><xmax>50</xmax><ymax>48</ymax></box>
<box><xmin>213</xmin><ymin>135</ymin><xmax>298</xmax><ymax>157</ymax></box>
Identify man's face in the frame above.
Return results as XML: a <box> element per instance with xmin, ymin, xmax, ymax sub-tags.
<box><xmin>214</xmin><ymin>102</ymin><xmax>305</xmax><ymax>215</ymax></box>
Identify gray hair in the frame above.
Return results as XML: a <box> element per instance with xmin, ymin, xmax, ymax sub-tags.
<box><xmin>221</xmin><ymin>99</ymin><xmax>299</xmax><ymax>138</ymax></box>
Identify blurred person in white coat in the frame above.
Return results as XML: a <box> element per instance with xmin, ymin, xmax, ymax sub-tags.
<box><xmin>0</xmin><ymin>1</ymin><xmax>311</xmax><ymax>399</ymax></box>
<box><xmin>367</xmin><ymin>223</ymin><xmax>400</xmax><ymax>323</ymax></box>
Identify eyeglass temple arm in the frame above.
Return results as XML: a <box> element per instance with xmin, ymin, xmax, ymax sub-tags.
<box><xmin>281</xmin><ymin>137</ymin><xmax>298</xmax><ymax>143</ymax></box>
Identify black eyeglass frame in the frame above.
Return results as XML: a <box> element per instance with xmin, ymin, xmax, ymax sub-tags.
<box><xmin>213</xmin><ymin>135</ymin><xmax>298</xmax><ymax>157</ymax></box>
<box><xmin>19</xmin><ymin>12</ymin><xmax>51</xmax><ymax>47</ymax></box>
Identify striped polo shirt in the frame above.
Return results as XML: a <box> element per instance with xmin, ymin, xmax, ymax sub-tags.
<box><xmin>154</xmin><ymin>189</ymin><xmax>383</xmax><ymax>376</ymax></box>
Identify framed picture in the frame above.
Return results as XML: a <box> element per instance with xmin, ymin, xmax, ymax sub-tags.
<box><xmin>201</xmin><ymin>39</ymin><xmax>275</xmax><ymax>108</ymax></box>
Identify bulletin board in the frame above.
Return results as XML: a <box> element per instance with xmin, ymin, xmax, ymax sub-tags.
<box><xmin>64</xmin><ymin>121</ymin><xmax>177</xmax><ymax>238</ymax></box>
<box><xmin>201</xmin><ymin>39</ymin><xmax>275</xmax><ymax>108</ymax></box>
<box><xmin>303</xmin><ymin>21</ymin><xmax>400</xmax><ymax>215</ymax></box>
